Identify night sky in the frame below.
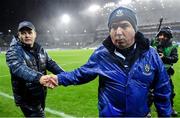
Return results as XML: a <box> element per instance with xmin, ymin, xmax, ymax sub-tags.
<box><xmin>0</xmin><ymin>0</ymin><xmax>106</xmax><ymax>34</ymax></box>
<box><xmin>1</xmin><ymin>0</ymin><xmax>180</xmax><ymax>34</ymax></box>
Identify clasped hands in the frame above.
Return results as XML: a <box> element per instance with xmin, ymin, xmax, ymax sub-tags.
<box><xmin>39</xmin><ymin>74</ymin><xmax>58</xmax><ymax>89</ymax></box>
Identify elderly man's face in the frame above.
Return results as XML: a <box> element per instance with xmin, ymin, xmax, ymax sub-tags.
<box><xmin>110</xmin><ymin>20</ymin><xmax>135</xmax><ymax>49</ymax></box>
<box><xmin>18</xmin><ymin>28</ymin><xmax>36</xmax><ymax>47</ymax></box>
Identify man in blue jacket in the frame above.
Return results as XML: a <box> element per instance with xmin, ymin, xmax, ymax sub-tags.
<box><xmin>6</xmin><ymin>21</ymin><xmax>63</xmax><ymax>117</ymax></box>
<box><xmin>45</xmin><ymin>7</ymin><xmax>171</xmax><ymax>117</ymax></box>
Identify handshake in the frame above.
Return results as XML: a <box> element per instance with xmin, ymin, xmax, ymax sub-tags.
<box><xmin>39</xmin><ymin>74</ymin><xmax>58</xmax><ymax>89</ymax></box>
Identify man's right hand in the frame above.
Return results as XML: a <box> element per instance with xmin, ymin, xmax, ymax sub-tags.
<box><xmin>39</xmin><ymin>75</ymin><xmax>58</xmax><ymax>88</ymax></box>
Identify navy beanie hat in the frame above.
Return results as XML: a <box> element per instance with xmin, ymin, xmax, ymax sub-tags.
<box><xmin>108</xmin><ymin>6</ymin><xmax>137</xmax><ymax>32</ymax></box>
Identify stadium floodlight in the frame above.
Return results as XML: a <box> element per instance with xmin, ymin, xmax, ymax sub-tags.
<box><xmin>118</xmin><ymin>0</ymin><xmax>132</xmax><ymax>5</ymax></box>
<box><xmin>104</xmin><ymin>2</ymin><xmax>115</xmax><ymax>8</ymax></box>
<box><xmin>8</xmin><ymin>29</ymin><xmax>11</xmax><ymax>33</ymax></box>
<box><xmin>88</xmin><ymin>4</ymin><xmax>100</xmax><ymax>13</ymax></box>
<box><xmin>160</xmin><ymin>0</ymin><xmax>165</xmax><ymax>8</ymax></box>
<box><xmin>61</xmin><ymin>14</ymin><xmax>70</xmax><ymax>24</ymax></box>
<box><xmin>65</xmin><ymin>30</ymin><xmax>68</xmax><ymax>33</ymax></box>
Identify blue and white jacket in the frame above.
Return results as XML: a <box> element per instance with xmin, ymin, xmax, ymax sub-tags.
<box><xmin>57</xmin><ymin>32</ymin><xmax>171</xmax><ymax>117</ymax></box>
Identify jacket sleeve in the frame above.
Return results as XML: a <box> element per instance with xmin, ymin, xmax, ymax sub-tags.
<box><xmin>153</xmin><ymin>52</ymin><xmax>172</xmax><ymax>117</ymax></box>
<box><xmin>162</xmin><ymin>47</ymin><xmax>178</xmax><ymax>64</ymax></box>
<box><xmin>45</xmin><ymin>51</ymin><xmax>64</xmax><ymax>74</ymax></box>
<box><xmin>6</xmin><ymin>46</ymin><xmax>42</xmax><ymax>83</ymax></box>
<box><xmin>57</xmin><ymin>52</ymin><xmax>98</xmax><ymax>86</ymax></box>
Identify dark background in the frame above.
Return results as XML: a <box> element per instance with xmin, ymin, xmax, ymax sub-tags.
<box><xmin>0</xmin><ymin>0</ymin><xmax>111</xmax><ymax>34</ymax></box>
<box><xmin>1</xmin><ymin>0</ymin><xmax>180</xmax><ymax>34</ymax></box>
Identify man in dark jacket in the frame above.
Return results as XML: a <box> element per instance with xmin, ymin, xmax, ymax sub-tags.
<box><xmin>44</xmin><ymin>7</ymin><xmax>171</xmax><ymax>117</ymax></box>
<box><xmin>6</xmin><ymin>21</ymin><xmax>64</xmax><ymax>117</ymax></box>
<box><xmin>151</xmin><ymin>26</ymin><xmax>178</xmax><ymax>116</ymax></box>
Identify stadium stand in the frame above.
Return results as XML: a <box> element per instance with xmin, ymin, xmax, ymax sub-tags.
<box><xmin>0</xmin><ymin>34</ymin><xmax>13</xmax><ymax>51</ymax></box>
<box><xmin>1</xmin><ymin>0</ymin><xmax>180</xmax><ymax>50</ymax></box>
<box><xmin>1</xmin><ymin>21</ymin><xmax>180</xmax><ymax>50</ymax></box>
<box><xmin>36</xmin><ymin>33</ymin><xmax>96</xmax><ymax>49</ymax></box>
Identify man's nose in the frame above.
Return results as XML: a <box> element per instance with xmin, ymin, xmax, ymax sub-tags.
<box><xmin>158</xmin><ymin>36</ymin><xmax>164</xmax><ymax>40</ymax></box>
<box><xmin>116</xmin><ymin>27</ymin><xmax>123</xmax><ymax>34</ymax></box>
<box><xmin>25</xmin><ymin>33</ymin><xmax>30</xmax><ymax>37</ymax></box>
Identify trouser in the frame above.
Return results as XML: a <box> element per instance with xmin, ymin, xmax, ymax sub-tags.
<box><xmin>170</xmin><ymin>78</ymin><xmax>175</xmax><ymax>107</ymax></box>
<box><xmin>19</xmin><ymin>103</ymin><xmax>45</xmax><ymax>117</ymax></box>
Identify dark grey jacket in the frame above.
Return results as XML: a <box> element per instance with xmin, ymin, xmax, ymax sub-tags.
<box><xmin>6</xmin><ymin>37</ymin><xmax>63</xmax><ymax>106</ymax></box>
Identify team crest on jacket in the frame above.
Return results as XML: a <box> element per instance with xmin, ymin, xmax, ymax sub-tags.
<box><xmin>144</xmin><ymin>64</ymin><xmax>150</xmax><ymax>73</ymax></box>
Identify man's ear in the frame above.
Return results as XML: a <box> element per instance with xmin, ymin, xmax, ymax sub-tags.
<box><xmin>17</xmin><ymin>32</ymin><xmax>20</xmax><ymax>39</ymax></box>
<box><xmin>34</xmin><ymin>31</ymin><xmax>37</xmax><ymax>39</ymax></box>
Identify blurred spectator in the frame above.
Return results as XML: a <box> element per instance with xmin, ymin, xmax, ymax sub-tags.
<box><xmin>151</xmin><ymin>26</ymin><xmax>178</xmax><ymax>117</ymax></box>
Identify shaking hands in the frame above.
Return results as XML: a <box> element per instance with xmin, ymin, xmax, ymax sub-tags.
<box><xmin>39</xmin><ymin>74</ymin><xmax>58</xmax><ymax>89</ymax></box>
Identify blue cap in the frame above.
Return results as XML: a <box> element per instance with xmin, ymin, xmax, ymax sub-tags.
<box><xmin>108</xmin><ymin>6</ymin><xmax>137</xmax><ymax>32</ymax></box>
<box><xmin>18</xmin><ymin>21</ymin><xmax>35</xmax><ymax>31</ymax></box>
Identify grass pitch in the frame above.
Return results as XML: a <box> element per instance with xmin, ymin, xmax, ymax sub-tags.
<box><xmin>0</xmin><ymin>48</ymin><xmax>179</xmax><ymax>117</ymax></box>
